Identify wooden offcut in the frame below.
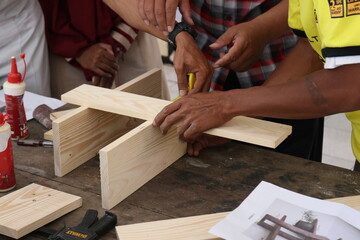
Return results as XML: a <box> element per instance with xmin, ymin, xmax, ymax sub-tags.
<box><xmin>0</xmin><ymin>184</ymin><xmax>82</xmax><ymax>239</ymax></box>
<box><xmin>115</xmin><ymin>195</ymin><xmax>360</xmax><ymax>240</ymax></box>
<box><xmin>62</xmin><ymin>84</ymin><xmax>292</xmax><ymax>148</ymax></box>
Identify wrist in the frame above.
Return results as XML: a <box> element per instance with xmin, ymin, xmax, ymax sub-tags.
<box><xmin>221</xmin><ymin>90</ymin><xmax>238</xmax><ymax>119</ymax></box>
<box><xmin>174</xmin><ymin>31</ymin><xmax>196</xmax><ymax>47</ymax></box>
<box><xmin>168</xmin><ymin>22</ymin><xmax>197</xmax><ymax>49</ymax></box>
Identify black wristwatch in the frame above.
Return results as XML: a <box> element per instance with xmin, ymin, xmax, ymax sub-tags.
<box><xmin>168</xmin><ymin>22</ymin><xmax>198</xmax><ymax>49</ymax></box>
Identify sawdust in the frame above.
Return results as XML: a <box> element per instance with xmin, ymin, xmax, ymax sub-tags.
<box><xmin>186</xmin><ymin>159</ymin><xmax>211</xmax><ymax>168</ymax></box>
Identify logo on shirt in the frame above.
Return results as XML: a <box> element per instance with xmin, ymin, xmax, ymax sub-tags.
<box><xmin>328</xmin><ymin>0</ymin><xmax>344</xmax><ymax>18</ymax></box>
<box><xmin>347</xmin><ymin>0</ymin><xmax>360</xmax><ymax>16</ymax></box>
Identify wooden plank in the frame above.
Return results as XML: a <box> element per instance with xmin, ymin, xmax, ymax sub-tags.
<box><xmin>48</xmin><ymin>68</ymin><xmax>162</xmax><ymax>140</ymax></box>
<box><xmin>50</xmin><ymin>109</ymin><xmax>74</xmax><ymax>121</ymax></box>
<box><xmin>44</xmin><ymin>129</ymin><xmax>53</xmax><ymax>141</ymax></box>
<box><xmin>115</xmin><ymin>68</ymin><xmax>162</xmax><ymax>99</ymax></box>
<box><xmin>327</xmin><ymin>195</ymin><xmax>360</xmax><ymax>209</ymax></box>
<box><xmin>116</xmin><ymin>212</ymin><xmax>227</xmax><ymax>240</ymax></box>
<box><xmin>100</xmin><ymin>121</ymin><xmax>186</xmax><ymax>209</ymax></box>
<box><xmin>53</xmin><ymin>69</ymin><xmax>162</xmax><ymax>177</ymax></box>
<box><xmin>115</xmin><ymin>195</ymin><xmax>360</xmax><ymax>240</ymax></box>
<box><xmin>0</xmin><ymin>183</ymin><xmax>82</xmax><ymax>239</ymax></box>
<box><xmin>44</xmin><ymin>109</ymin><xmax>74</xmax><ymax>140</ymax></box>
<box><xmin>62</xmin><ymin>84</ymin><xmax>292</xmax><ymax>148</ymax></box>
<box><xmin>53</xmin><ymin>106</ymin><xmax>143</xmax><ymax>177</ymax></box>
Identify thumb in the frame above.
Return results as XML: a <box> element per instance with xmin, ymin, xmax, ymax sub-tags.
<box><xmin>209</xmin><ymin>31</ymin><xmax>234</xmax><ymax>50</ymax></box>
<box><xmin>179</xmin><ymin>0</ymin><xmax>194</xmax><ymax>25</ymax></box>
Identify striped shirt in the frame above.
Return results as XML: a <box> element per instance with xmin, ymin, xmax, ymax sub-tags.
<box><xmin>190</xmin><ymin>0</ymin><xmax>298</xmax><ymax>90</ymax></box>
<box><xmin>112</xmin><ymin>22</ymin><xmax>138</xmax><ymax>54</ymax></box>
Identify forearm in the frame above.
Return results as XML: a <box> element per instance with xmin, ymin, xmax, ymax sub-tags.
<box><xmin>225</xmin><ymin>63</ymin><xmax>360</xmax><ymax>119</ymax></box>
<box><xmin>265</xmin><ymin>38</ymin><xmax>324</xmax><ymax>85</ymax></box>
<box><xmin>103</xmin><ymin>0</ymin><xmax>166</xmax><ymax>40</ymax></box>
<box><xmin>251</xmin><ymin>0</ymin><xmax>291</xmax><ymax>42</ymax></box>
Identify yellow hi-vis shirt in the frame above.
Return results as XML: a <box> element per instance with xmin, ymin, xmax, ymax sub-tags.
<box><xmin>288</xmin><ymin>0</ymin><xmax>360</xmax><ymax>161</ymax></box>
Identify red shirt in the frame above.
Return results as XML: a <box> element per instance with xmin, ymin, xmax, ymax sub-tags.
<box><xmin>39</xmin><ymin>0</ymin><xmax>138</xmax><ymax>81</ymax></box>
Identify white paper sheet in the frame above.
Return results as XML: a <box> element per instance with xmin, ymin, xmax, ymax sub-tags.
<box><xmin>210</xmin><ymin>181</ymin><xmax>360</xmax><ymax>240</ymax></box>
<box><xmin>0</xmin><ymin>90</ymin><xmax>66</xmax><ymax>121</ymax></box>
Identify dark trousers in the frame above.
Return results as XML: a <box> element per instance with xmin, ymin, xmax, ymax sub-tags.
<box><xmin>354</xmin><ymin>160</ymin><xmax>360</xmax><ymax>172</ymax></box>
<box><xmin>224</xmin><ymin>70</ymin><xmax>323</xmax><ymax>162</ymax></box>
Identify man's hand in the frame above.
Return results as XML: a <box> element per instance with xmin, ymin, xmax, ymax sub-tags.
<box><xmin>210</xmin><ymin>22</ymin><xmax>268</xmax><ymax>72</ymax></box>
<box><xmin>187</xmin><ymin>135</ymin><xmax>230</xmax><ymax>156</ymax></box>
<box><xmin>174</xmin><ymin>32</ymin><xmax>214</xmax><ymax>96</ymax></box>
<box><xmin>76</xmin><ymin>43</ymin><xmax>118</xmax><ymax>78</ymax></box>
<box><xmin>137</xmin><ymin>0</ymin><xmax>194</xmax><ymax>34</ymax></box>
<box><xmin>92</xmin><ymin>76</ymin><xmax>114</xmax><ymax>88</ymax></box>
<box><xmin>153</xmin><ymin>91</ymin><xmax>232</xmax><ymax>142</ymax></box>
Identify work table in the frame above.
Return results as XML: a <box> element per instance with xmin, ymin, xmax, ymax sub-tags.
<box><xmin>1</xmin><ymin>120</ymin><xmax>360</xmax><ymax>240</ymax></box>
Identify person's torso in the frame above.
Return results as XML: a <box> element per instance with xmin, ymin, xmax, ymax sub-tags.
<box><xmin>190</xmin><ymin>0</ymin><xmax>297</xmax><ymax>90</ymax></box>
<box><xmin>289</xmin><ymin>0</ymin><xmax>360</xmax><ymax>61</ymax></box>
<box><xmin>289</xmin><ymin>0</ymin><xmax>360</xmax><ymax>159</ymax></box>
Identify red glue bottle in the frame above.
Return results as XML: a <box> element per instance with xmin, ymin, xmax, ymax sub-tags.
<box><xmin>0</xmin><ymin>112</ymin><xmax>16</xmax><ymax>192</ymax></box>
<box><xmin>3</xmin><ymin>54</ymin><xmax>29</xmax><ymax>140</ymax></box>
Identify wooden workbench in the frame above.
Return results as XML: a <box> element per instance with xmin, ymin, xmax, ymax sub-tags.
<box><xmin>1</xmin><ymin>120</ymin><xmax>360</xmax><ymax>240</ymax></box>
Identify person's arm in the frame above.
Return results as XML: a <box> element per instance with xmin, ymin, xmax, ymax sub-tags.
<box><xmin>153</xmin><ymin>55</ymin><xmax>360</xmax><ymax>142</ymax></box>
<box><xmin>210</xmin><ymin>0</ymin><xmax>291</xmax><ymax>71</ymax></box>
<box><xmin>104</xmin><ymin>0</ymin><xmax>165</xmax><ymax>40</ymax></box>
<box><xmin>264</xmin><ymin>38</ymin><xmax>324</xmax><ymax>86</ymax></box>
<box><xmin>137</xmin><ymin>0</ymin><xmax>193</xmax><ymax>33</ymax></box>
<box><xmin>104</xmin><ymin>0</ymin><xmax>213</xmax><ymax>95</ymax></box>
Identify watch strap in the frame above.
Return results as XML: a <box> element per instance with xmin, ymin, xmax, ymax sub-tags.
<box><xmin>168</xmin><ymin>22</ymin><xmax>197</xmax><ymax>49</ymax></box>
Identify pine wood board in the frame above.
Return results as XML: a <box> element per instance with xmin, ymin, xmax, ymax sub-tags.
<box><xmin>100</xmin><ymin>121</ymin><xmax>186</xmax><ymax>209</ymax></box>
<box><xmin>50</xmin><ymin>109</ymin><xmax>73</xmax><ymax>121</ymax></box>
<box><xmin>0</xmin><ymin>183</ymin><xmax>82</xmax><ymax>239</ymax></box>
<box><xmin>53</xmin><ymin>69</ymin><xmax>162</xmax><ymax>177</ymax></box>
<box><xmin>44</xmin><ymin>129</ymin><xmax>53</xmax><ymax>141</ymax></box>
<box><xmin>52</xmin><ymin>106</ymin><xmax>143</xmax><ymax>177</ymax></box>
<box><xmin>62</xmin><ymin>84</ymin><xmax>292</xmax><ymax>148</ymax></box>
<box><xmin>116</xmin><ymin>195</ymin><xmax>360</xmax><ymax>240</ymax></box>
<box><xmin>44</xmin><ymin>109</ymin><xmax>75</xmax><ymax>141</ymax></box>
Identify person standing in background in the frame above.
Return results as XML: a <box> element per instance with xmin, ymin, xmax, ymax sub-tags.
<box><xmin>38</xmin><ymin>0</ymin><xmax>167</xmax><ymax>99</ymax></box>
<box><xmin>0</xmin><ymin>0</ymin><xmax>50</xmax><ymax>96</ymax></box>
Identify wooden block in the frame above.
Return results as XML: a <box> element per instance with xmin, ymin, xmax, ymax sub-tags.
<box><xmin>116</xmin><ymin>195</ymin><xmax>360</xmax><ymax>240</ymax></box>
<box><xmin>53</xmin><ymin>69</ymin><xmax>162</xmax><ymax>177</ymax></box>
<box><xmin>44</xmin><ymin>130</ymin><xmax>53</xmax><ymax>141</ymax></box>
<box><xmin>62</xmin><ymin>84</ymin><xmax>292</xmax><ymax>148</ymax></box>
<box><xmin>0</xmin><ymin>184</ymin><xmax>82</xmax><ymax>239</ymax></box>
<box><xmin>100</xmin><ymin>121</ymin><xmax>186</xmax><ymax>209</ymax></box>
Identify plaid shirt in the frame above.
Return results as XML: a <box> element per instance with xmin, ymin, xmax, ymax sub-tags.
<box><xmin>190</xmin><ymin>0</ymin><xmax>298</xmax><ymax>90</ymax></box>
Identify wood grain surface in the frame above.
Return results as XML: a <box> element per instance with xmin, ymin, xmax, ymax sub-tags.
<box><xmin>0</xmin><ymin>184</ymin><xmax>81</xmax><ymax>239</ymax></box>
